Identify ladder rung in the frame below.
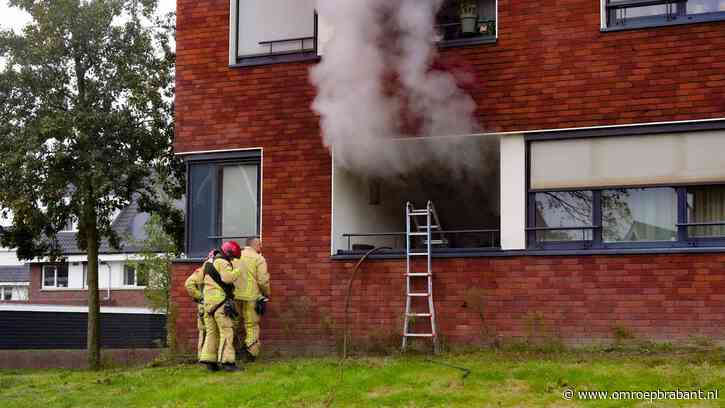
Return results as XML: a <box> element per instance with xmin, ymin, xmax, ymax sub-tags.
<box><xmin>424</xmin><ymin>239</ymin><xmax>447</xmax><ymax>245</ymax></box>
<box><xmin>408</xmin><ymin>252</ymin><xmax>429</xmax><ymax>256</ymax></box>
<box><xmin>407</xmin><ymin>313</ymin><xmax>431</xmax><ymax>317</ymax></box>
<box><xmin>408</xmin><ymin>293</ymin><xmax>430</xmax><ymax>297</ymax></box>
<box><xmin>408</xmin><ymin>232</ymin><xmax>427</xmax><ymax>236</ymax></box>
<box><xmin>409</xmin><ymin>210</ymin><xmax>429</xmax><ymax>215</ymax></box>
<box><xmin>406</xmin><ymin>273</ymin><xmax>431</xmax><ymax>277</ymax></box>
<box><xmin>404</xmin><ymin>333</ymin><xmax>434</xmax><ymax>337</ymax></box>
<box><xmin>417</xmin><ymin>225</ymin><xmax>440</xmax><ymax>230</ymax></box>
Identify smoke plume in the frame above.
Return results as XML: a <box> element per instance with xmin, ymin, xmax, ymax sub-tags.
<box><xmin>310</xmin><ymin>0</ymin><xmax>480</xmax><ymax>178</ymax></box>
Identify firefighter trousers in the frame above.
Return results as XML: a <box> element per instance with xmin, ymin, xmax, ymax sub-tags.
<box><xmin>242</xmin><ymin>300</ymin><xmax>261</xmax><ymax>357</ymax></box>
<box><xmin>200</xmin><ymin>302</ymin><xmax>236</xmax><ymax>364</ymax></box>
<box><xmin>196</xmin><ymin>303</ymin><xmax>206</xmax><ymax>361</ymax></box>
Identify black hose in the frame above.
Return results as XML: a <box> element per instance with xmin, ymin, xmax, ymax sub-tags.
<box><xmin>425</xmin><ymin>358</ymin><xmax>471</xmax><ymax>380</ymax></box>
<box><xmin>342</xmin><ymin>246</ymin><xmax>391</xmax><ymax>359</ymax></box>
<box><xmin>325</xmin><ymin>246</ymin><xmax>470</xmax><ymax>408</ymax></box>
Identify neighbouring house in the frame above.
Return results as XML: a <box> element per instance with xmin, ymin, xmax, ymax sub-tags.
<box><xmin>0</xmin><ymin>265</ymin><xmax>29</xmax><ymax>302</ymax></box>
<box><xmin>0</xmin><ymin>202</ymin><xmax>166</xmax><ymax>350</ymax></box>
<box><xmin>171</xmin><ymin>0</ymin><xmax>725</xmax><ymax>354</ymax></box>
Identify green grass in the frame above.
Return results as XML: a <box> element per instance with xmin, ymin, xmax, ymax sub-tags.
<box><xmin>2</xmin><ymin>349</ymin><xmax>725</xmax><ymax>407</ymax></box>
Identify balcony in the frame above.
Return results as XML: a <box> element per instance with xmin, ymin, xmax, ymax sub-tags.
<box><xmin>435</xmin><ymin>0</ymin><xmax>497</xmax><ymax>48</ymax></box>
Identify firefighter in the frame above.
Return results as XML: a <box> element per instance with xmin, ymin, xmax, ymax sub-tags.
<box><xmin>199</xmin><ymin>241</ymin><xmax>242</xmax><ymax>372</ymax></box>
<box><xmin>184</xmin><ymin>261</ymin><xmax>206</xmax><ymax>361</ymax></box>
<box><xmin>232</xmin><ymin>237</ymin><xmax>270</xmax><ymax>362</ymax></box>
<box><xmin>184</xmin><ymin>249</ymin><xmax>220</xmax><ymax>362</ymax></box>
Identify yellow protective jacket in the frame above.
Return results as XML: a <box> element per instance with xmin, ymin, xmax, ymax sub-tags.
<box><xmin>184</xmin><ymin>265</ymin><xmax>205</xmax><ymax>302</ymax></box>
<box><xmin>202</xmin><ymin>257</ymin><xmax>240</xmax><ymax>306</ymax></box>
<box><xmin>232</xmin><ymin>247</ymin><xmax>270</xmax><ymax>301</ymax></box>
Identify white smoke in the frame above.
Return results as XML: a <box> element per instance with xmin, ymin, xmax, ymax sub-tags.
<box><xmin>310</xmin><ymin>0</ymin><xmax>480</xmax><ymax>178</ymax></box>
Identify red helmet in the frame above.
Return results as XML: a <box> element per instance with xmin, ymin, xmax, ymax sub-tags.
<box><xmin>220</xmin><ymin>241</ymin><xmax>242</xmax><ymax>258</ymax></box>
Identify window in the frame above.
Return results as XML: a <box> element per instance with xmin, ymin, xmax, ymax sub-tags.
<box><xmin>602</xmin><ymin>188</ymin><xmax>677</xmax><ymax>242</ymax></box>
<box><xmin>123</xmin><ymin>265</ymin><xmax>146</xmax><ymax>287</ymax></box>
<box><xmin>42</xmin><ymin>264</ymin><xmax>69</xmax><ymax>288</ymax></box>
<box><xmin>529</xmin><ymin>132</ymin><xmax>725</xmax><ymax>249</ymax></box>
<box><xmin>436</xmin><ymin>0</ymin><xmax>497</xmax><ymax>45</ymax></box>
<box><xmin>533</xmin><ymin>191</ymin><xmax>594</xmax><ymax>243</ymax></box>
<box><xmin>603</xmin><ymin>0</ymin><xmax>725</xmax><ymax>30</ymax></box>
<box><xmin>231</xmin><ymin>0</ymin><xmax>318</xmax><ymax>66</ymax></box>
<box><xmin>1</xmin><ymin>287</ymin><xmax>11</xmax><ymax>301</ymax></box>
<box><xmin>529</xmin><ymin>185</ymin><xmax>725</xmax><ymax>249</ymax></box>
<box><xmin>686</xmin><ymin>185</ymin><xmax>725</xmax><ymax>239</ymax></box>
<box><xmin>1</xmin><ymin>286</ymin><xmax>28</xmax><ymax>301</ymax></box>
<box><xmin>186</xmin><ymin>151</ymin><xmax>261</xmax><ymax>258</ymax></box>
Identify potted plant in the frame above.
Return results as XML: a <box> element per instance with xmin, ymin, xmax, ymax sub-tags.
<box><xmin>459</xmin><ymin>0</ymin><xmax>478</xmax><ymax>34</ymax></box>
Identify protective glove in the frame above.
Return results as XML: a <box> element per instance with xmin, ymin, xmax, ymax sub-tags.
<box><xmin>206</xmin><ymin>249</ymin><xmax>220</xmax><ymax>260</ymax></box>
<box><xmin>255</xmin><ymin>296</ymin><xmax>269</xmax><ymax>316</ymax></box>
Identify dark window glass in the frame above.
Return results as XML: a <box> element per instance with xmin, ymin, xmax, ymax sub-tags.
<box><xmin>534</xmin><ymin>191</ymin><xmax>593</xmax><ymax>242</ymax></box>
<box><xmin>687</xmin><ymin>185</ymin><xmax>725</xmax><ymax>238</ymax></box>
<box><xmin>56</xmin><ymin>265</ymin><xmax>68</xmax><ymax>288</ymax></box>
<box><xmin>43</xmin><ymin>266</ymin><xmax>56</xmax><ymax>287</ymax></box>
<box><xmin>188</xmin><ymin>163</ymin><xmax>217</xmax><ymax>258</ymax></box>
<box><xmin>436</xmin><ymin>0</ymin><xmax>497</xmax><ymax>43</ymax></box>
<box><xmin>187</xmin><ymin>156</ymin><xmax>261</xmax><ymax>258</ymax></box>
<box><xmin>124</xmin><ymin>265</ymin><xmax>136</xmax><ymax>286</ymax></box>
<box><xmin>3</xmin><ymin>288</ymin><xmax>11</xmax><ymax>301</ymax></box>
<box><xmin>602</xmin><ymin>188</ymin><xmax>677</xmax><ymax>242</ymax></box>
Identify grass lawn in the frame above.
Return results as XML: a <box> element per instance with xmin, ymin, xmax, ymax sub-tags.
<box><xmin>1</xmin><ymin>349</ymin><xmax>725</xmax><ymax>407</ymax></box>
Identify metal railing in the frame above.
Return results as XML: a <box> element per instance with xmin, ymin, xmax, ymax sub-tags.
<box><xmin>341</xmin><ymin>228</ymin><xmax>501</xmax><ymax>252</ymax></box>
<box><xmin>434</xmin><ymin>19</ymin><xmax>496</xmax><ymax>42</ymax></box>
<box><xmin>526</xmin><ymin>226</ymin><xmax>599</xmax><ymax>242</ymax></box>
<box><xmin>256</xmin><ymin>11</ymin><xmax>318</xmax><ymax>57</ymax></box>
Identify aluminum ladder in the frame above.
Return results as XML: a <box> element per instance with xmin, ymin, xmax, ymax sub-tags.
<box><xmin>402</xmin><ymin>201</ymin><xmax>441</xmax><ymax>353</ymax></box>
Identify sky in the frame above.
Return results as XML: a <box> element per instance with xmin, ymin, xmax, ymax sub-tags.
<box><xmin>0</xmin><ymin>0</ymin><xmax>176</xmax><ymax>33</ymax></box>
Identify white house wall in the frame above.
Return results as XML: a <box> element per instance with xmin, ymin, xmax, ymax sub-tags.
<box><xmin>332</xmin><ymin>161</ymin><xmax>405</xmax><ymax>253</ymax></box>
<box><xmin>499</xmin><ymin>134</ymin><xmax>526</xmax><ymax>250</ymax></box>
<box><xmin>42</xmin><ymin>259</ymin><xmax>143</xmax><ymax>290</ymax></box>
<box><xmin>0</xmin><ymin>248</ymin><xmax>22</xmax><ymax>266</ymax></box>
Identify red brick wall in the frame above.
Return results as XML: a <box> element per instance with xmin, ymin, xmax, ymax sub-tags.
<box><xmin>172</xmin><ymin>1</ymin><xmax>725</xmax><ymax>353</ymax></box>
<box><xmin>175</xmin><ymin>0</ymin><xmax>725</xmax><ymax>156</ymax></box>
<box><xmin>28</xmin><ymin>264</ymin><xmax>149</xmax><ymax>308</ymax></box>
<box><xmin>172</xmin><ymin>253</ymin><xmax>725</xmax><ymax>352</ymax></box>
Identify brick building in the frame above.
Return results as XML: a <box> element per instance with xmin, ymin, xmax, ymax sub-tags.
<box><xmin>0</xmin><ymin>202</ymin><xmax>166</xmax><ymax>350</ymax></box>
<box><xmin>172</xmin><ymin>0</ymin><xmax>725</xmax><ymax>354</ymax></box>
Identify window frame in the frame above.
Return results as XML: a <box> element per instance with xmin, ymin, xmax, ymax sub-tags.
<box><xmin>527</xmin><ymin>185</ymin><xmax>725</xmax><ymax>250</ymax></box>
<box><xmin>41</xmin><ymin>264</ymin><xmax>69</xmax><ymax>289</ymax></box>
<box><xmin>1</xmin><ymin>286</ymin><xmax>12</xmax><ymax>301</ymax></box>
<box><xmin>230</xmin><ymin>0</ymin><xmax>320</xmax><ymax>67</ymax></box>
<box><xmin>436</xmin><ymin>0</ymin><xmax>499</xmax><ymax>48</ymax></box>
<box><xmin>680</xmin><ymin>185</ymin><xmax>725</xmax><ymax>247</ymax></box>
<box><xmin>122</xmin><ymin>264</ymin><xmax>147</xmax><ymax>288</ymax></box>
<box><xmin>601</xmin><ymin>0</ymin><xmax>725</xmax><ymax>31</ymax></box>
<box><xmin>185</xmin><ymin>150</ymin><xmax>263</xmax><ymax>259</ymax></box>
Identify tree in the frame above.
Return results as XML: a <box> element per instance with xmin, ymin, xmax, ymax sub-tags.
<box><xmin>127</xmin><ymin>213</ymin><xmax>179</xmax><ymax>351</ymax></box>
<box><xmin>0</xmin><ymin>0</ymin><xmax>182</xmax><ymax>370</ymax></box>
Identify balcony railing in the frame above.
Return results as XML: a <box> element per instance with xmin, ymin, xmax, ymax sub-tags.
<box><xmin>434</xmin><ymin>20</ymin><xmax>496</xmax><ymax>44</ymax></box>
<box><xmin>258</xmin><ymin>11</ymin><xmax>318</xmax><ymax>56</ymax></box>
<box><xmin>340</xmin><ymin>228</ymin><xmax>501</xmax><ymax>254</ymax></box>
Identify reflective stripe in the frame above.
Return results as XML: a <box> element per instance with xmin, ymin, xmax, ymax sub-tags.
<box><xmin>233</xmin><ymin>256</ymin><xmax>261</xmax><ymax>301</ymax></box>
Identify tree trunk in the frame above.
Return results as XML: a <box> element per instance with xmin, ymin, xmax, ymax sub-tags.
<box><xmin>85</xmin><ymin>202</ymin><xmax>101</xmax><ymax>370</ymax></box>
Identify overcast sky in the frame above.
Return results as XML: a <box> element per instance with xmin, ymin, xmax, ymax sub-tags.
<box><xmin>0</xmin><ymin>0</ymin><xmax>176</xmax><ymax>33</ymax></box>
